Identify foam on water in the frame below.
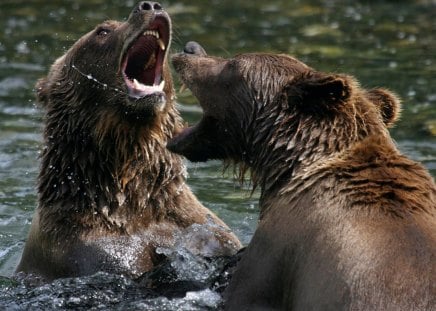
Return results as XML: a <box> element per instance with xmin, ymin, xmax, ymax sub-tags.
<box><xmin>0</xmin><ymin>222</ymin><xmax>242</xmax><ymax>310</ymax></box>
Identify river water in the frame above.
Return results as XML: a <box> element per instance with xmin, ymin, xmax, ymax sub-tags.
<box><xmin>0</xmin><ymin>0</ymin><xmax>435</xmax><ymax>309</ymax></box>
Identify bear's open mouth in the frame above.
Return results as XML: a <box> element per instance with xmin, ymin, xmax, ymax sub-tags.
<box><xmin>121</xmin><ymin>16</ymin><xmax>169</xmax><ymax>99</ymax></box>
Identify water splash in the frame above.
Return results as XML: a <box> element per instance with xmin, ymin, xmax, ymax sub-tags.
<box><xmin>71</xmin><ymin>64</ymin><xmax>126</xmax><ymax>96</ymax></box>
<box><xmin>0</xmin><ymin>269</ymin><xmax>226</xmax><ymax>310</ymax></box>
<box><xmin>0</xmin><ymin>222</ymin><xmax>242</xmax><ymax>310</ymax></box>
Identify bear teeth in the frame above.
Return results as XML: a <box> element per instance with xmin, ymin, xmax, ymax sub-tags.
<box><xmin>179</xmin><ymin>83</ymin><xmax>188</xmax><ymax>93</ymax></box>
<box><xmin>143</xmin><ymin>30</ymin><xmax>159</xmax><ymax>39</ymax></box>
<box><xmin>131</xmin><ymin>78</ymin><xmax>165</xmax><ymax>98</ymax></box>
<box><xmin>157</xmin><ymin>39</ymin><xmax>165</xmax><ymax>51</ymax></box>
<box><xmin>143</xmin><ymin>30</ymin><xmax>166</xmax><ymax>51</ymax></box>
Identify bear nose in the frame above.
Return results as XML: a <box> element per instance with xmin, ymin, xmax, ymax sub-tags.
<box><xmin>136</xmin><ymin>1</ymin><xmax>163</xmax><ymax>12</ymax></box>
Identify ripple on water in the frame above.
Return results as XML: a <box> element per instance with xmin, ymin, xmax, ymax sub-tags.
<box><xmin>0</xmin><ymin>254</ymin><xmax>230</xmax><ymax>310</ymax></box>
<box><xmin>0</xmin><ymin>271</ymin><xmax>222</xmax><ymax>311</ymax></box>
<box><xmin>0</xmin><ymin>77</ymin><xmax>29</xmax><ymax>97</ymax></box>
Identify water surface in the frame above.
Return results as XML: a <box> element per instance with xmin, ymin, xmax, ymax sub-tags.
<box><xmin>0</xmin><ymin>0</ymin><xmax>435</xmax><ymax>309</ymax></box>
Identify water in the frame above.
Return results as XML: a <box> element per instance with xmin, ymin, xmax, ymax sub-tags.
<box><xmin>0</xmin><ymin>0</ymin><xmax>435</xmax><ymax>309</ymax></box>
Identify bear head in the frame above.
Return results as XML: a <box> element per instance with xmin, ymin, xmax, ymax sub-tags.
<box><xmin>168</xmin><ymin>43</ymin><xmax>401</xmax><ymax>187</ymax></box>
<box><xmin>36</xmin><ymin>2</ymin><xmax>175</xmax><ymax>131</ymax></box>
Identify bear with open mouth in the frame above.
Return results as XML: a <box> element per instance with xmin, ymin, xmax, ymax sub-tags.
<box><xmin>168</xmin><ymin>42</ymin><xmax>436</xmax><ymax>311</ymax></box>
<box><xmin>16</xmin><ymin>3</ymin><xmax>241</xmax><ymax>281</ymax></box>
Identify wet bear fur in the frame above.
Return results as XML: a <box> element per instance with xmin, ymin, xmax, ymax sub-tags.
<box><xmin>16</xmin><ymin>8</ymin><xmax>241</xmax><ymax>281</ymax></box>
<box><xmin>169</xmin><ymin>44</ymin><xmax>436</xmax><ymax>311</ymax></box>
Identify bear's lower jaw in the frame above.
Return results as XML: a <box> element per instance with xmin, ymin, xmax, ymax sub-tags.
<box><xmin>167</xmin><ymin>117</ymin><xmax>227</xmax><ymax>162</ymax></box>
<box><xmin>167</xmin><ymin>125</ymin><xmax>194</xmax><ymax>151</ymax></box>
<box><xmin>122</xmin><ymin>92</ymin><xmax>167</xmax><ymax>121</ymax></box>
<box><xmin>167</xmin><ymin>123</ymin><xmax>212</xmax><ymax>162</ymax></box>
<box><xmin>125</xmin><ymin>78</ymin><xmax>165</xmax><ymax>99</ymax></box>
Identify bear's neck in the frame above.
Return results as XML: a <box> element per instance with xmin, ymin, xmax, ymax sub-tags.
<box><xmin>246</xmin><ymin>101</ymin><xmax>385</xmax><ymax>205</ymax></box>
<box><xmin>37</xmin><ymin>108</ymin><xmax>186</xmax><ymax>226</ymax></box>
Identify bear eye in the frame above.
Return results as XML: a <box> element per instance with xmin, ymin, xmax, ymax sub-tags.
<box><xmin>96</xmin><ymin>28</ymin><xmax>111</xmax><ymax>37</ymax></box>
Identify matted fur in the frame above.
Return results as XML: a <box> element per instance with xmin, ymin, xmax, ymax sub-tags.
<box><xmin>16</xmin><ymin>7</ymin><xmax>241</xmax><ymax>281</ymax></box>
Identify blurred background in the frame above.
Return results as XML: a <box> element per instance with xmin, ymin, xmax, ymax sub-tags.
<box><xmin>0</xmin><ymin>0</ymin><xmax>435</xmax><ymax>279</ymax></box>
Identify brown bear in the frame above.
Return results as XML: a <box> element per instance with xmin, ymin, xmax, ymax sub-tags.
<box><xmin>168</xmin><ymin>42</ymin><xmax>436</xmax><ymax>310</ymax></box>
<box><xmin>15</xmin><ymin>4</ymin><xmax>241</xmax><ymax>281</ymax></box>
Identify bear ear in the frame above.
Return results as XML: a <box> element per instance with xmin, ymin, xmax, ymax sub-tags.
<box><xmin>286</xmin><ymin>72</ymin><xmax>352</xmax><ymax>113</ymax></box>
<box><xmin>366</xmin><ymin>88</ymin><xmax>401</xmax><ymax>127</ymax></box>
<box><xmin>34</xmin><ymin>77</ymin><xmax>50</xmax><ymax>106</ymax></box>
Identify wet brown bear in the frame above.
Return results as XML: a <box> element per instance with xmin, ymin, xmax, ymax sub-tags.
<box><xmin>15</xmin><ymin>5</ymin><xmax>241</xmax><ymax>281</ymax></box>
<box><xmin>168</xmin><ymin>43</ymin><xmax>436</xmax><ymax>310</ymax></box>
